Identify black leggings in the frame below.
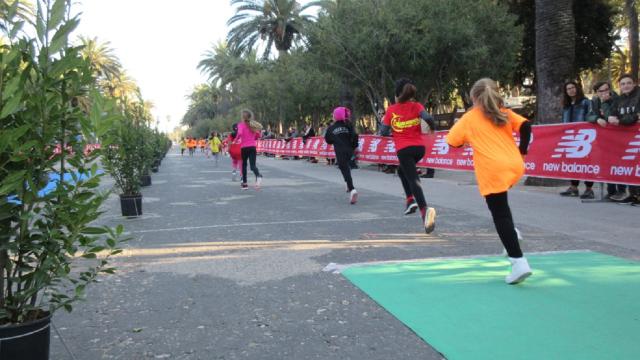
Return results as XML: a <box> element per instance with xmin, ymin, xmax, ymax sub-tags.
<box><xmin>485</xmin><ymin>192</ymin><xmax>523</xmax><ymax>258</ymax></box>
<box><xmin>335</xmin><ymin>150</ymin><xmax>355</xmax><ymax>191</ymax></box>
<box><xmin>397</xmin><ymin>146</ymin><xmax>427</xmax><ymax>209</ymax></box>
<box><xmin>241</xmin><ymin>147</ymin><xmax>261</xmax><ymax>184</ymax></box>
<box><xmin>570</xmin><ymin>180</ymin><xmax>594</xmax><ymax>188</ymax></box>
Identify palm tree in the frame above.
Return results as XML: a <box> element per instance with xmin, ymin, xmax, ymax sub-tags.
<box><xmin>78</xmin><ymin>36</ymin><xmax>122</xmax><ymax>82</ymax></box>
<box><xmin>226</xmin><ymin>0</ymin><xmax>330</xmax><ymax>59</ymax></box>
<box><xmin>100</xmin><ymin>70</ymin><xmax>139</xmax><ymax>99</ymax></box>
<box><xmin>626</xmin><ymin>0</ymin><xmax>639</xmax><ymax>80</ymax></box>
<box><xmin>182</xmin><ymin>84</ymin><xmax>219</xmax><ymax>127</ymax></box>
<box><xmin>535</xmin><ymin>0</ymin><xmax>575</xmax><ymax>124</ymax></box>
<box><xmin>198</xmin><ymin>42</ymin><xmax>260</xmax><ymax>87</ymax></box>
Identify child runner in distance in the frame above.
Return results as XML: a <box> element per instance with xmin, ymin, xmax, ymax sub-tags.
<box><xmin>237</xmin><ymin>110</ymin><xmax>263</xmax><ymax>190</ymax></box>
<box><xmin>446</xmin><ymin>78</ymin><xmax>532</xmax><ymax>285</ymax></box>
<box><xmin>210</xmin><ymin>131</ymin><xmax>222</xmax><ymax>166</ymax></box>
<box><xmin>325</xmin><ymin>106</ymin><xmax>359</xmax><ymax>204</ymax></box>
<box><xmin>179</xmin><ymin>137</ymin><xmax>187</xmax><ymax>156</ymax></box>
<box><xmin>188</xmin><ymin>137</ymin><xmax>196</xmax><ymax>156</ymax></box>
<box><xmin>380</xmin><ymin>78</ymin><xmax>437</xmax><ymax>233</ymax></box>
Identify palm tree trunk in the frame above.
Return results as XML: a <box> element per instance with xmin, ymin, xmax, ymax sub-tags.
<box><xmin>535</xmin><ymin>0</ymin><xmax>575</xmax><ymax>124</ymax></box>
<box><xmin>626</xmin><ymin>0</ymin><xmax>639</xmax><ymax>81</ymax></box>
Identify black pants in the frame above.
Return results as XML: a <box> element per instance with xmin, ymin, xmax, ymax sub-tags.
<box><xmin>397</xmin><ymin>146</ymin><xmax>427</xmax><ymax>209</ymax></box>
<box><xmin>335</xmin><ymin>150</ymin><xmax>355</xmax><ymax>191</ymax></box>
<box><xmin>241</xmin><ymin>147</ymin><xmax>261</xmax><ymax>184</ymax></box>
<box><xmin>485</xmin><ymin>192</ymin><xmax>523</xmax><ymax>258</ymax></box>
<box><xmin>570</xmin><ymin>180</ymin><xmax>594</xmax><ymax>188</ymax></box>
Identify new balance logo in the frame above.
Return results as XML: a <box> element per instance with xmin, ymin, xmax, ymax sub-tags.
<box><xmin>552</xmin><ymin>129</ymin><xmax>596</xmax><ymax>159</ymax></box>
<box><xmin>622</xmin><ymin>130</ymin><xmax>640</xmax><ymax>161</ymax></box>
<box><xmin>431</xmin><ymin>135</ymin><xmax>450</xmax><ymax>155</ymax></box>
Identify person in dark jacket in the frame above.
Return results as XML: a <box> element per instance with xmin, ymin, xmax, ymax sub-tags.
<box><xmin>325</xmin><ymin>106</ymin><xmax>359</xmax><ymax>204</ymax></box>
<box><xmin>560</xmin><ymin>81</ymin><xmax>594</xmax><ymax>198</ymax></box>
<box><xmin>608</xmin><ymin>74</ymin><xmax>640</xmax><ymax>204</ymax></box>
<box><xmin>302</xmin><ymin>124</ymin><xmax>316</xmax><ymax>143</ymax></box>
<box><xmin>587</xmin><ymin>81</ymin><xmax>626</xmax><ymax>199</ymax></box>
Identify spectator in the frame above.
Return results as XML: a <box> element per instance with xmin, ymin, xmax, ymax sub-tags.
<box><xmin>608</xmin><ymin>74</ymin><xmax>640</xmax><ymax>204</ymax></box>
<box><xmin>587</xmin><ymin>81</ymin><xmax>625</xmax><ymax>200</ymax></box>
<box><xmin>560</xmin><ymin>81</ymin><xmax>594</xmax><ymax>198</ymax></box>
<box><xmin>302</xmin><ymin>123</ymin><xmax>316</xmax><ymax>143</ymax></box>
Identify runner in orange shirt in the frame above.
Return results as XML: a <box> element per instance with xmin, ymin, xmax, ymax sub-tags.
<box><xmin>188</xmin><ymin>137</ymin><xmax>197</xmax><ymax>156</ymax></box>
<box><xmin>198</xmin><ymin>138</ymin><xmax>205</xmax><ymax>154</ymax></box>
<box><xmin>446</xmin><ymin>78</ymin><xmax>532</xmax><ymax>285</ymax></box>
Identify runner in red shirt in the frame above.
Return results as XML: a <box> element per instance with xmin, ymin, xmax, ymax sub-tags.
<box><xmin>381</xmin><ymin>78</ymin><xmax>437</xmax><ymax>233</ymax></box>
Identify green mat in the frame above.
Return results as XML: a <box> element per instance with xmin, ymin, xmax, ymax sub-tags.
<box><xmin>342</xmin><ymin>251</ymin><xmax>640</xmax><ymax>360</ymax></box>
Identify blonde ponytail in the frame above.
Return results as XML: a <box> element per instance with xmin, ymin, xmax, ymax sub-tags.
<box><xmin>470</xmin><ymin>78</ymin><xmax>507</xmax><ymax>126</ymax></box>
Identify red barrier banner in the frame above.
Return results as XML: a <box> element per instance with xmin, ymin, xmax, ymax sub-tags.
<box><xmin>257</xmin><ymin>123</ymin><xmax>640</xmax><ymax>185</ymax></box>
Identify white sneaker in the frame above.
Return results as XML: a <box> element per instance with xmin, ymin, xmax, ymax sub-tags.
<box><xmin>424</xmin><ymin>207</ymin><xmax>436</xmax><ymax>234</ymax></box>
<box><xmin>256</xmin><ymin>176</ymin><xmax>263</xmax><ymax>188</ymax></box>
<box><xmin>505</xmin><ymin>257</ymin><xmax>532</xmax><ymax>284</ymax></box>
<box><xmin>502</xmin><ymin>228</ymin><xmax>523</xmax><ymax>257</ymax></box>
<box><xmin>349</xmin><ymin>189</ymin><xmax>358</xmax><ymax>204</ymax></box>
<box><xmin>232</xmin><ymin>170</ymin><xmax>237</xmax><ymax>182</ymax></box>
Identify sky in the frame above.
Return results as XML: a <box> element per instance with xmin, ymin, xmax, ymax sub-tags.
<box><xmin>74</xmin><ymin>1</ymin><xmax>235</xmax><ymax>133</ymax></box>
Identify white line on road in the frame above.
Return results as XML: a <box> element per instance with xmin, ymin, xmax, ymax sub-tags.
<box><xmin>131</xmin><ymin>216</ymin><xmax>406</xmax><ymax>234</ymax></box>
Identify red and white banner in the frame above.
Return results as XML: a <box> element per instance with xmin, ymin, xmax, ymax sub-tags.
<box><xmin>257</xmin><ymin>123</ymin><xmax>640</xmax><ymax>185</ymax></box>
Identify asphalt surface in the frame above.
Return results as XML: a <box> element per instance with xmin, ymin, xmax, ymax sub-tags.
<box><xmin>50</xmin><ymin>149</ymin><xmax>640</xmax><ymax>359</ymax></box>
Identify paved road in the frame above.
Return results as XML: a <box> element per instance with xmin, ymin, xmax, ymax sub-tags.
<box><xmin>51</xmin><ymin>149</ymin><xmax>639</xmax><ymax>359</ymax></box>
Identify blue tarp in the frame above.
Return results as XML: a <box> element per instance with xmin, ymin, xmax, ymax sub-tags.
<box><xmin>6</xmin><ymin>170</ymin><xmax>103</xmax><ymax>205</ymax></box>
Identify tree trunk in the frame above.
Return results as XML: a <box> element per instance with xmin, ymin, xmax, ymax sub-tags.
<box><xmin>627</xmin><ymin>0</ymin><xmax>639</xmax><ymax>81</ymax></box>
<box><xmin>535</xmin><ymin>0</ymin><xmax>575</xmax><ymax>124</ymax></box>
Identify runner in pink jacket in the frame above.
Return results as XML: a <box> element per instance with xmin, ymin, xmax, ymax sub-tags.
<box><xmin>237</xmin><ymin>110</ymin><xmax>263</xmax><ymax>190</ymax></box>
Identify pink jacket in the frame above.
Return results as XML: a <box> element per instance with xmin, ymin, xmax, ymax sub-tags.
<box><xmin>237</xmin><ymin>121</ymin><xmax>260</xmax><ymax>148</ymax></box>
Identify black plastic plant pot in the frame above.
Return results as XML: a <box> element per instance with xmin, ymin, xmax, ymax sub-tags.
<box><xmin>120</xmin><ymin>194</ymin><xmax>143</xmax><ymax>217</ymax></box>
<box><xmin>140</xmin><ymin>174</ymin><xmax>152</xmax><ymax>187</ymax></box>
<box><xmin>0</xmin><ymin>313</ymin><xmax>51</xmax><ymax>360</ymax></box>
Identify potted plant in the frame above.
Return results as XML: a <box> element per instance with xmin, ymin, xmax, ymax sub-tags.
<box><xmin>139</xmin><ymin>128</ymin><xmax>153</xmax><ymax>187</ymax></box>
<box><xmin>102</xmin><ymin>103</ymin><xmax>148</xmax><ymax>217</ymax></box>
<box><xmin>0</xmin><ymin>3</ymin><xmax>123</xmax><ymax>358</ymax></box>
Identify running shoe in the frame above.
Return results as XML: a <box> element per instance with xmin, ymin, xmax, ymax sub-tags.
<box><xmin>505</xmin><ymin>257</ymin><xmax>532</xmax><ymax>284</ymax></box>
<box><xmin>423</xmin><ymin>207</ymin><xmax>436</xmax><ymax>234</ymax></box>
<box><xmin>256</xmin><ymin>175</ymin><xmax>263</xmax><ymax>188</ymax></box>
<box><xmin>617</xmin><ymin>195</ymin><xmax>636</xmax><ymax>204</ymax></box>
<box><xmin>241</xmin><ymin>183</ymin><xmax>248</xmax><ymax>190</ymax></box>
<box><xmin>232</xmin><ymin>170</ymin><xmax>237</xmax><ymax>182</ymax></box>
<box><xmin>404</xmin><ymin>200</ymin><xmax>418</xmax><ymax>215</ymax></box>
<box><xmin>609</xmin><ymin>191</ymin><xmax>629</xmax><ymax>202</ymax></box>
<box><xmin>579</xmin><ymin>189</ymin><xmax>595</xmax><ymax>199</ymax></box>
<box><xmin>349</xmin><ymin>189</ymin><xmax>358</xmax><ymax>205</ymax></box>
<box><xmin>559</xmin><ymin>187</ymin><xmax>579</xmax><ymax>197</ymax></box>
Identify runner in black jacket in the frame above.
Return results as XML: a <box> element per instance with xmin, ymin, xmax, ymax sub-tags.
<box><xmin>325</xmin><ymin>106</ymin><xmax>359</xmax><ymax>204</ymax></box>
